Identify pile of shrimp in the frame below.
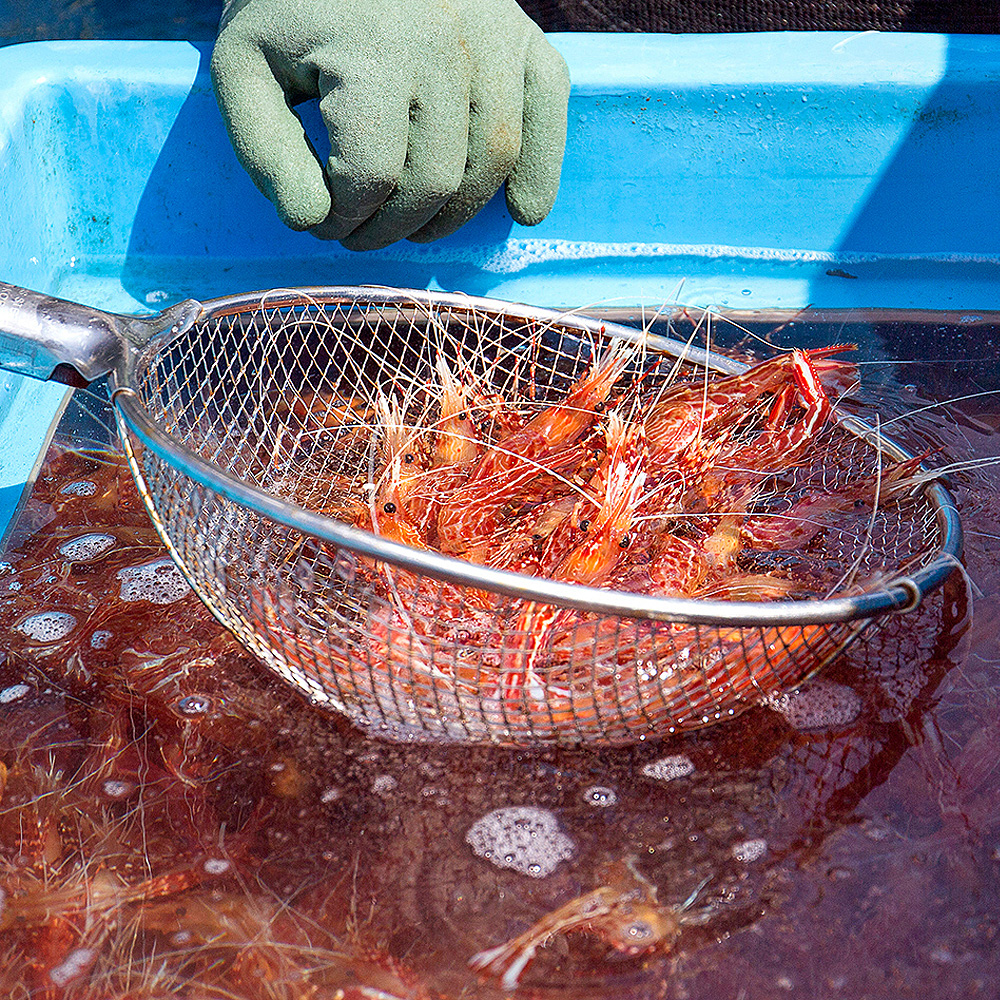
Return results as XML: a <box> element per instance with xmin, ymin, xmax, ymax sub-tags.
<box><xmin>261</xmin><ymin>324</ymin><xmax>924</xmax><ymax>741</ymax></box>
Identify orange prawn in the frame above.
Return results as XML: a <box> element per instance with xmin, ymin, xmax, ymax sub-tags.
<box><xmin>470</xmin><ymin>858</ymin><xmax>708</xmax><ymax>991</ymax></box>
<box><xmin>434</xmin><ymin>337</ymin><xmax>642</xmax><ymax>562</ymax></box>
<box><xmin>463</xmin><ymin>333</ymin><xmax>642</xmax><ymax>486</ymax></box>
<box><xmin>496</xmin><ymin>415</ymin><xmax>648</xmax><ymax>707</ymax></box>
<box><xmin>431</xmin><ymin>354</ymin><xmax>481</xmax><ymax>468</ymax></box>
<box><xmin>642</xmin><ymin>344</ymin><xmax>856</xmax><ymax>467</ymax></box>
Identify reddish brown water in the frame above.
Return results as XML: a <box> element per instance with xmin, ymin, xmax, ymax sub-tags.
<box><xmin>0</xmin><ymin>322</ymin><xmax>998</xmax><ymax>1000</ymax></box>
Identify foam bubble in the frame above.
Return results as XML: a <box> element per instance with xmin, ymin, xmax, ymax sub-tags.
<box><xmin>90</xmin><ymin>630</ymin><xmax>112</xmax><ymax>650</ymax></box>
<box><xmin>770</xmin><ymin>680</ymin><xmax>862</xmax><ymax>730</ymax></box>
<box><xmin>582</xmin><ymin>785</ymin><xmax>618</xmax><ymax>808</ymax></box>
<box><xmin>641</xmin><ymin>754</ymin><xmax>695</xmax><ymax>782</ymax></box>
<box><xmin>59</xmin><ymin>480</ymin><xmax>97</xmax><ymax>497</ymax></box>
<box><xmin>102</xmin><ymin>779</ymin><xmax>134</xmax><ymax>799</ymax></box>
<box><xmin>117</xmin><ymin>559</ymin><xmax>190</xmax><ymax>605</ymax></box>
<box><xmin>0</xmin><ymin>683</ymin><xmax>31</xmax><ymax>703</ymax></box>
<box><xmin>58</xmin><ymin>532</ymin><xmax>116</xmax><ymax>562</ymax></box>
<box><xmin>203</xmin><ymin>858</ymin><xmax>231</xmax><ymax>875</ymax></box>
<box><xmin>176</xmin><ymin>694</ymin><xmax>212</xmax><ymax>716</ymax></box>
<box><xmin>49</xmin><ymin>948</ymin><xmax>95</xmax><ymax>986</ymax></box>
<box><xmin>372</xmin><ymin>774</ymin><xmax>398</xmax><ymax>795</ymax></box>
<box><xmin>732</xmin><ymin>838</ymin><xmax>768</xmax><ymax>863</ymax></box>
<box><xmin>15</xmin><ymin>611</ymin><xmax>77</xmax><ymax>643</ymax></box>
<box><xmin>466</xmin><ymin>806</ymin><xmax>575</xmax><ymax>878</ymax></box>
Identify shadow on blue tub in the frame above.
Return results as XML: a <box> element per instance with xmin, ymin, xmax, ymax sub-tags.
<box><xmin>117</xmin><ymin>34</ymin><xmax>1000</xmax><ymax>312</ymax></box>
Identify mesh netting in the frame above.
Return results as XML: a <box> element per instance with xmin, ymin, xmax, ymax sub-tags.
<box><xmin>517</xmin><ymin>0</ymin><xmax>998</xmax><ymax>33</ymax></box>
<box><xmin>115</xmin><ymin>289</ymin><xmax>956</xmax><ymax>744</ymax></box>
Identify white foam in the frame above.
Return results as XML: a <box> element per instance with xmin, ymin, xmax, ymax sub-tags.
<box><xmin>59</xmin><ymin>480</ymin><xmax>97</xmax><ymax>497</ymax></box>
<box><xmin>770</xmin><ymin>680</ymin><xmax>862</xmax><ymax>730</ymax></box>
<box><xmin>372</xmin><ymin>774</ymin><xmax>398</xmax><ymax>795</ymax></box>
<box><xmin>90</xmin><ymin>630</ymin><xmax>112</xmax><ymax>649</ymax></box>
<box><xmin>582</xmin><ymin>785</ymin><xmax>618</xmax><ymax>808</ymax></box>
<box><xmin>0</xmin><ymin>684</ymin><xmax>31</xmax><ymax>703</ymax></box>
<box><xmin>175</xmin><ymin>694</ymin><xmax>212</xmax><ymax>716</ymax></box>
<box><xmin>732</xmin><ymin>838</ymin><xmax>768</xmax><ymax>863</ymax></box>
<box><xmin>102</xmin><ymin>780</ymin><xmax>133</xmax><ymax>799</ymax></box>
<box><xmin>49</xmin><ymin>948</ymin><xmax>95</xmax><ymax>986</ymax></box>
<box><xmin>465</xmin><ymin>806</ymin><xmax>575</xmax><ymax>878</ymax></box>
<box><xmin>641</xmin><ymin>754</ymin><xmax>695</xmax><ymax>782</ymax></box>
<box><xmin>15</xmin><ymin>611</ymin><xmax>77</xmax><ymax>643</ymax></box>
<box><xmin>116</xmin><ymin>559</ymin><xmax>191</xmax><ymax>605</ymax></box>
<box><xmin>58</xmin><ymin>533</ymin><xmax>116</xmax><ymax>562</ymax></box>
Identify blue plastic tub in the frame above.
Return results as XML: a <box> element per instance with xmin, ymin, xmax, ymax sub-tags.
<box><xmin>1</xmin><ymin>32</ymin><xmax>999</xmax><ymax>535</ymax></box>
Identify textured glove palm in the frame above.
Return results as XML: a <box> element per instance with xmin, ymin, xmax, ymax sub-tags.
<box><xmin>211</xmin><ymin>0</ymin><xmax>570</xmax><ymax>250</ymax></box>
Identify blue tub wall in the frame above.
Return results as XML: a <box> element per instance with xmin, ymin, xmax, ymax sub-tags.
<box><xmin>0</xmin><ymin>60</ymin><xmax>54</xmax><ymax>288</ymax></box>
<box><xmin>2</xmin><ymin>33</ymin><xmax>998</xmax><ymax>316</ymax></box>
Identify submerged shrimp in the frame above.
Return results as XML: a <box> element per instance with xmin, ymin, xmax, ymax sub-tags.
<box><xmin>470</xmin><ymin>858</ymin><xmax>707</xmax><ymax>991</ymax></box>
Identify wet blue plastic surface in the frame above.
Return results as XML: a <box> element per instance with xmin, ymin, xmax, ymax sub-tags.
<box><xmin>1</xmin><ymin>32</ymin><xmax>999</xmax><ymax>535</ymax></box>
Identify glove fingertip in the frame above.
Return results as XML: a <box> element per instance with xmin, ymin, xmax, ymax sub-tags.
<box><xmin>258</xmin><ymin>177</ymin><xmax>328</xmax><ymax>231</ymax></box>
<box><xmin>505</xmin><ymin>187</ymin><xmax>556</xmax><ymax>228</ymax></box>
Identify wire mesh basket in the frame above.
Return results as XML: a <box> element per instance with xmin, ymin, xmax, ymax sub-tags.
<box><xmin>102</xmin><ymin>286</ymin><xmax>962</xmax><ymax>745</ymax></box>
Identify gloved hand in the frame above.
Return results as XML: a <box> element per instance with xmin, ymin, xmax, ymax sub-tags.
<box><xmin>211</xmin><ymin>0</ymin><xmax>570</xmax><ymax>250</ymax></box>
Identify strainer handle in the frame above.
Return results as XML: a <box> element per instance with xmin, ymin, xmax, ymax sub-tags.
<box><xmin>0</xmin><ymin>281</ymin><xmax>201</xmax><ymax>384</ymax></box>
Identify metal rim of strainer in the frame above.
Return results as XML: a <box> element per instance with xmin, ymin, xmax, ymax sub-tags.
<box><xmin>108</xmin><ymin>285</ymin><xmax>963</xmax><ymax>629</ymax></box>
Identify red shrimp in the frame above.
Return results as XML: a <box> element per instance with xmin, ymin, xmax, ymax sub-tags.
<box><xmin>642</xmin><ymin>344</ymin><xmax>856</xmax><ymax>468</ymax></box>
<box><xmin>614</xmin><ymin>532</ymin><xmax>708</xmax><ymax>597</ymax></box>
<box><xmin>361</xmin><ymin>394</ymin><xmax>464</xmax><ymax>546</ymax></box>
<box><xmin>552</xmin><ymin>416</ymin><xmax>648</xmax><ymax>587</ymax></box>
<box><xmin>693</xmin><ymin>350</ymin><xmax>841</xmax><ymax>515</ymax></box>
<box><xmin>470</xmin><ymin>857</ymin><xmax>697</xmax><ymax>991</ymax></box>
<box><xmin>494</xmin><ymin>416</ymin><xmax>648</xmax><ymax>707</ymax></box>
<box><xmin>464</xmin><ymin>333</ymin><xmax>642</xmax><ymax>486</ymax></box>
<box><xmin>716</xmin><ymin>349</ymin><xmax>842</xmax><ymax>476</ymax></box>
<box><xmin>360</xmin><ymin>452</ymin><xmax>431</xmax><ymax>550</ymax></box>
<box><xmin>431</xmin><ymin>354</ymin><xmax>480</xmax><ymax>468</ymax></box>
<box><xmin>432</xmin><ymin>442</ymin><xmax>593</xmax><ymax>563</ymax></box>
<box><xmin>434</xmin><ymin>336</ymin><xmax>641</xmax><ymax>560</ymax></box>
<box><xmin>742</xmin><ymin>452</ymin><xmax>928</xmax><ymax>550</ymax></box>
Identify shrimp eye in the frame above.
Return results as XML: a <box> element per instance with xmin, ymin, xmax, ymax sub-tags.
<box><xmin>594</xmin><ymin>401</ymin><xmax>606</xmax><ymax>413</ymax></box>
<box><xmin>458</xmin><ymin>411</ymin><xmax>468</xmax><ymax>422</ymax></box>
<box><xmin>404</xmin><ymin>453</ymin><xmax>415</xmax><ymax>464</ymax></box>
<box><xmin>579</xmin><ymin>519</ymin><xmax>591</xmax><ymax>532</ymax></box>
<box><xmin>619</xmin><ymin>535</ymin><xmax>630</xmax><ymax>548</ymax></box>
<box><xmin>383</xmin><ymin>502</ymin><xmax>397</xmax><ymax>514</ymax></box>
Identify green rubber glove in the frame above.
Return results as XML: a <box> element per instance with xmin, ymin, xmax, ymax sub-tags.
<box><xmin>211</xmin><ymin>0</ymin><xmax>570</xmax><ymax>250</ymax></box>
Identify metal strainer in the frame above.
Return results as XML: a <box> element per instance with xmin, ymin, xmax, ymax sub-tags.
<box><xmin>0</xmin><ymin>282</ymin><xmax>962</xmax><ymax>745</ymax></box>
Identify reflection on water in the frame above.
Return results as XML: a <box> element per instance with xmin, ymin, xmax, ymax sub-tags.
<box><xmin>0</xmin><ymin>317</ymin><xmax>998</xmax><ymax>999</ymax></box>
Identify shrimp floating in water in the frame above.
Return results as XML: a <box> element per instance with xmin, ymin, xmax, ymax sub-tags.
<box><xmin>469</xmin><ymin>858</ymin><xmax>710</xmax><ymax>990</ymax></box>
